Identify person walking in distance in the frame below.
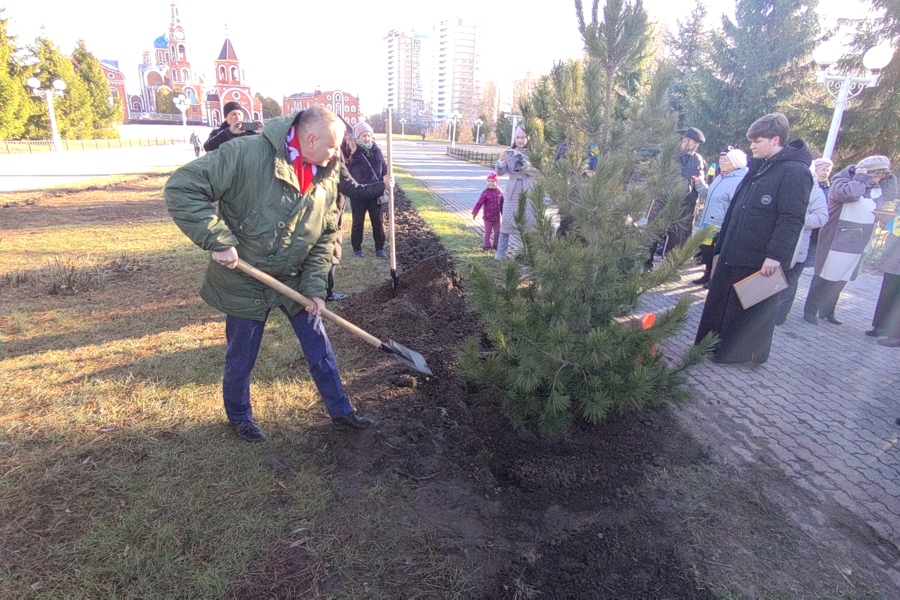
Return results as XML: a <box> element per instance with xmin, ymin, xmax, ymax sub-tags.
<box><xmin>165</xmin><ymin>106</ymin><xmax>380</xmax><ymax>443</ymax></box>
<box><xmin>189</xmin><ymin>130</ymin><xmax>202</xmax><ymax>158</ymax></box>
<box><xmin>472</xmin><ymin>172</ymin><xmax>504</xmax><ymax>251</ymax></box>
<box><xmin>694</xmin><ymin>113</ymin><xmax>812</xmax><ymax>365</ymax></box>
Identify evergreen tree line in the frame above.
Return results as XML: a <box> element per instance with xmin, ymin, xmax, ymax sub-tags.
<box><xmin>668</xmin><ymin>0</ymin><xmax>899</xmax><ymax>165</ymax></box>
<box><xmin>0</xmin><ymin>11</ymin><xmax>122</xmax><ymax>140</ymax></box>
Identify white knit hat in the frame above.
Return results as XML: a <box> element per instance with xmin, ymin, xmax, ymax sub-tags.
<box><xmin>725</xmin><ymin>148</ymin><xmax>748</xmax><ymax>170</ymax></box>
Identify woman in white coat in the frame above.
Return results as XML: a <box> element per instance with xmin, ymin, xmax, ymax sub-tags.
<box><xmin>494</xmin><ymin>126</ymin><xmax>537</xmax><ymax>259</ymax></box>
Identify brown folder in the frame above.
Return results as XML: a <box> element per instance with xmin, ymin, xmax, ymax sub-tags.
<box><xmin>733</xmin><ymin>266</ymin><xmax>788</xmax><ymax>310</ymax></box>
<box><xmin>873</xmin><ymin>210</ymin><xmax>897</xmax><ymax>227</ymax></box>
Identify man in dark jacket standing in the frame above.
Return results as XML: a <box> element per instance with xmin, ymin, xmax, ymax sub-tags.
<box><xmin>646</xmin><ymin>127</ymin><xmax>706</xmax><ymax>269</ymax></box>
<box><xmin>695</xmin><ymin>113</ymin><xmax>812</xmax><ymax>364</ymax></box>
<box><xmin>203</xmin><ymin>101</ymin><xmax>259</xmax><ymax>152</ymax></box>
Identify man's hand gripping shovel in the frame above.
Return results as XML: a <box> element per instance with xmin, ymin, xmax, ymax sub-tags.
<box><xmin>234</xmin><ymin>259</ymin><xmax>432</xmax><ymax>376</ymax></box>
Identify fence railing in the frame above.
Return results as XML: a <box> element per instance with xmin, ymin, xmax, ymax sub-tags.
<box><xmin>0</xmin><ymin>137</ymin><xmax>189</xmax><ymax>154</ymax></box>
<box><xmin>446</xmin><ymin>146</ymin><xmax>501</xmax><ymax>168</ymax></box>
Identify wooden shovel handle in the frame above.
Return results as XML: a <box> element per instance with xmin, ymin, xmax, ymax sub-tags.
<box><xmin>234</xmin><ymin>259</ymin><xmax>383</xmax><ymax>349</ymax></box>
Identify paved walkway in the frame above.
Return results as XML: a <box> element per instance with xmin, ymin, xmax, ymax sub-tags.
<box><xmin>394</xmin><ymin>142</ymin><xmax>900</xmax><ymax>584</ymax></box>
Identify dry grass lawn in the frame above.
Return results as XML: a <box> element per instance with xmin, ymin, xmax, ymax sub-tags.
<box><xmin>0</xmin><ymin>175</ymin><xmax>463</xmax><ymax>599</ymax></box>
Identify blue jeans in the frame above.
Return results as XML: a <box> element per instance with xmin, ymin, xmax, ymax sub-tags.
<box><xmin>223</xmin><ymin>307</ymin><xmax>353</xmax><ymax>421</ymax></box>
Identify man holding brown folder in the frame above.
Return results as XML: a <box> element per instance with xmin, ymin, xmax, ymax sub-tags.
<box><xmin>694</xmin><ymin>113</ymin><xmax>813</xmax><ymax>364</ymax></box>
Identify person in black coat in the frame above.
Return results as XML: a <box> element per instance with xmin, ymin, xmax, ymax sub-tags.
<box><xmin>694</xmin><ymin>113</ymin><xmax>813</xmax><ymax>364</ymax></box>
<box><xmin>203</xmin><ymin>101</ymin><xmax>260</xmax><ymax>152</ymax></box>
<box><xmin>347</xmin><ymin>122</ymin><xmax>389</xmax><ymax>258</ymax></box>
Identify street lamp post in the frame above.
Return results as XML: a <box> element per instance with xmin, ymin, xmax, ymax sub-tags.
<box><xmin>474</xmin><ymin>118</ymin><xmax>483</xmax><ymax>144</ymax></box>
<box><xmin>449</xmin><ymin>113</ymin><xmax>462</xmax><ymax>149</ymax></box>
<box><xmin>173</xmin><ymin>93</ymin><xmax>190</xmax><ymax>134</ymax></box>
<box><xmin>506</xmin><ymin>114</ymin><xmax>523</xmax><ymax>145</ymax></box>
<box><xmin>399</xmin><ymin>118</ymin><xmax>407</xmax><ymax>139</ymax></box>
<box><xmin>27</xmin><ymin>76</ymin><xmax>66</xmax><ymax>152</ymax></box>
<box><xmin>814</xmin><ymin>43</ymin><xmax>893</xmax><ymax>160</ymax></box>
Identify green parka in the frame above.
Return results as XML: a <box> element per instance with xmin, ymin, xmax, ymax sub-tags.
<box><xmin>165</xmin><ymin>114</ymin><xmax>341</xmax><ymax>320</ymax></box>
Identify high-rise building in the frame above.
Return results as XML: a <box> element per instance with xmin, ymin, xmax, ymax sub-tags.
<box><xmin>384</xmin><ymin>29</ymin><xmax>432</xmax><ymax>126</ymax></box>
<box><xmin>431</xmin><ymin>18</ymin><xmax>481</xmax><ymax>124</ymax></box>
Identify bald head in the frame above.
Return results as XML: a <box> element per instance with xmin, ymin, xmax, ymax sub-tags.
<box><xmin>296</xmin><ymin>105</ymin><xmax>344</xmax><ymax>167</ymax></box>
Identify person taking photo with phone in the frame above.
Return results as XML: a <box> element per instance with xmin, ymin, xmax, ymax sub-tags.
<box><xmin>204</xmin><ymin>101</ymin><xmax>261</xmax><ymax>152</ymax></box>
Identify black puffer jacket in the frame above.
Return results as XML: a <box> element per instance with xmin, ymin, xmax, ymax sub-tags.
<box><xmin>715</xmin><ymin>140</ymin><xmax>813</xmax><ymax>268</ymax></box>
<box><xmin>203</xmin><ymin>123</ymin><xmax>258</xmax><ymax>152</ymax></box>
<box><xmin>347</xmin><ymin>143</ymin><xmax>387</xmax><ymax>185</ymax></box>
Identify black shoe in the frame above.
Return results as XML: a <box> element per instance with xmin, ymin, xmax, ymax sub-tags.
<box><xmin>802</xmin><ymin>314</ymin><xmax>818</xmax><ymax>325</ymax></box>
<box><xmin>822</xmin><ymin>315</ymin><xmax>842</xmax><ymax>325</ymax></box>
<box><xmin>692</xmin><ymin>272</ymin><xmax>711</xmax><ymax>285</ymax></box>
<box><xmin>326</xmin><ymin>293</ymin><xmax>347</xmax><ymax>301</ymax></box>
<box><xmin>865</xmin><ymin>328</ymin><xmax>885</xmax><ymax>337</ymax></box>
<box><xmin>332</xmin><ymin>412</ymin><xmax>375</xmax><ymax>430</ymax></box>
<box><xmin>229</xmin><ymin>420</ymin><xmax>266</xmax><ymax>443</ymax></box>
<box><xmin>877</xmin><ymin>337</ymin><xmax>900</xmax><ymax>347</ymax></box>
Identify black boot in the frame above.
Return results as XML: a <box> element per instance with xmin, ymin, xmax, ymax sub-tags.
<box><xmin>692</xmin><ymin>270</ymin><xmax>711</xmax><ymax>285</ymax></box>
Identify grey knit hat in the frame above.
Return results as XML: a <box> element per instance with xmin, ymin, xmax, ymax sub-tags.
<box><xmin>857</xmin><ymin>155</ymin><xmax>891</xmax><ymax>171</ymax></box>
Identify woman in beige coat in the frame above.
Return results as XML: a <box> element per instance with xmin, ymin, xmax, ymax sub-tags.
<box><xmin>494</xmin><ymin>126</ymin><xmax>538</xmax><ymax>259</ymax></box>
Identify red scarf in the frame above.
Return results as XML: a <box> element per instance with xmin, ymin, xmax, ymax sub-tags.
<box><xmin>286</xmin><ymin>125</ymin><xmax>317</xmax><ymax>194</ymax></box>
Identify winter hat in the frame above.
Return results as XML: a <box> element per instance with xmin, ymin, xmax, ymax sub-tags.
<box><xmin>725</xmin><ymin>148</ymin><xmax>748</xmax><ymax>170</ymax></box>
<box><xmin>514</xmin><ymin>125</ymin><xmax>527</xmax><ymax>139</ymax></box>
<box><xmin>856</xmin><ymin>155</ymin><xmax>891</xmax><ymax>172</ymax></box>
<box><xmin>813</xmin><ymin>157</ymin><xmax>833</xmax><ymax>171</ymax></box>
<box><xmin>223</xmin><ymin>101</ymin><xmax>242</xmax><ymax>116</ymax></box>
<box><xmin>682</xmin><ymin>127</ymin><xmax>705</xmax><ymax>144</ymax></box>
<box><xmin>353</xmin><ymin>121</ymin><xmax>374</xmax><ymax>139</ymax></box>
<box><xmin>487</xmin><ymin>171</ymin><xmax>498</xmax><ymax>182</ymax></box>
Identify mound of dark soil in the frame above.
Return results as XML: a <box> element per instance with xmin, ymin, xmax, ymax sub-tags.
<box><xmin>313</xmin><ymin>187</ymin><xmax>715</xmax><ymax>598</ymax></box>
<box><xmin>233</xmin><ymin>186</ymin><xmax>891</xmax><ymax>598</ymax></box>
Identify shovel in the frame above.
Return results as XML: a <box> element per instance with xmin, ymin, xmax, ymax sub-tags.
<box><xmin>235</xmin><ymin>259</ymin><xmax>433</xmax><ymax>376</ymax></box>
<box><xmin>385</xmin><ymin>108</ymin><xmax>400</xmax><ymax>297</ymax></box>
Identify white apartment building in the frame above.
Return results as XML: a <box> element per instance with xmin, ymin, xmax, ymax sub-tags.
<box><xmin>431</xmin><ymin>18</ymin><xmax>481</xmax><ymax>124</ymax></box>
<box><xmin>384</xmin><ymin>29</ymin><xmax>432</xmax><ymax>126</ymax></box>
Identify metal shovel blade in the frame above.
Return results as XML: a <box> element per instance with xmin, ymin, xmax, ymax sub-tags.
<box><xmin>383</xmin><ymin>339</ymin><xmax>433</xmax><ymax>376</ymax></box>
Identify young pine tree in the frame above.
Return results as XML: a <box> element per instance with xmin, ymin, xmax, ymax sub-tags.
<box><xmin>459</xmin><ymin>0</ymin><xmax>714</xmax><ymax>434</ymax></box>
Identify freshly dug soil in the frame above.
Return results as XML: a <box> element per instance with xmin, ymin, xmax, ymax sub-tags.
<box><xmin>234</xmin><ymin>186</ymin><xmax>895</xmax><ymax>598</ymax></box>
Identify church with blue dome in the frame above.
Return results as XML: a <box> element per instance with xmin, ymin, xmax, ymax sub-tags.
<box><xmin>116</xmin><ymin>1</ymin><xmax>262</xmax><ymax>126</ymax></box>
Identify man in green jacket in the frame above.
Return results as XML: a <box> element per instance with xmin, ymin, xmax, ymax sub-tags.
<box><xmin>165</xmin><ymin>106</ymin><xmax>379</xmax><ymax>442</ymax></box>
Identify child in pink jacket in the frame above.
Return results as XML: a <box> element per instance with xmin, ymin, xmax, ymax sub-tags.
<box><xmin>472</xmin><ymin>172</ymin><xmax>504</xmax><ymax>250</ymax></box>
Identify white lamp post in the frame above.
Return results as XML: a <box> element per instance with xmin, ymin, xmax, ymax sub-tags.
<box><xmin>450</xmin><ymin>112</ymin><xmax>462</xmax><ymax>149</ymax></box>
<box><xmin>506</xmin><ymin>114</ymin><xmax>523</xmax><ymax>146</ymax></box>
<box><xmin>399</xmin><ymin>117</ymin><xmax>407</xmax><ymax>139</ymax></box>
<box><xmin>173</xmin><ymin>93</ymin><xmax>190</xmax><ymax>130</ymax></box>
<box><xmin>474</xmin><ymin>118</ymin><xmax>483</xmax><ymax>144</ymax></box>
<box><xmin>814</xmin><ymin>42</ymin><xmax>893</xmax><ymax>160</ymax></box>
<box><xmin>27</xmin><ymin>76</ymin><xmax>66</xmax><ymax>152</ymax></box>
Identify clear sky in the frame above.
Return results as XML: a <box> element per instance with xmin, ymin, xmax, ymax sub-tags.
<box><xmin>0</xmin><ymin>0</ymin><xmax>875</xmax><ymax>116</ymax></box>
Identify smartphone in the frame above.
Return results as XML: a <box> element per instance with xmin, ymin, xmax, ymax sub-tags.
<box><xmin>241</xmin><ymin>121</ymin><xmax>258</xmax><ymax>132</ymax></box>
<box><xmin>506</xmin><ymin>149</ymin><xmax>514</xmax><ymax>156</ymax></box>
